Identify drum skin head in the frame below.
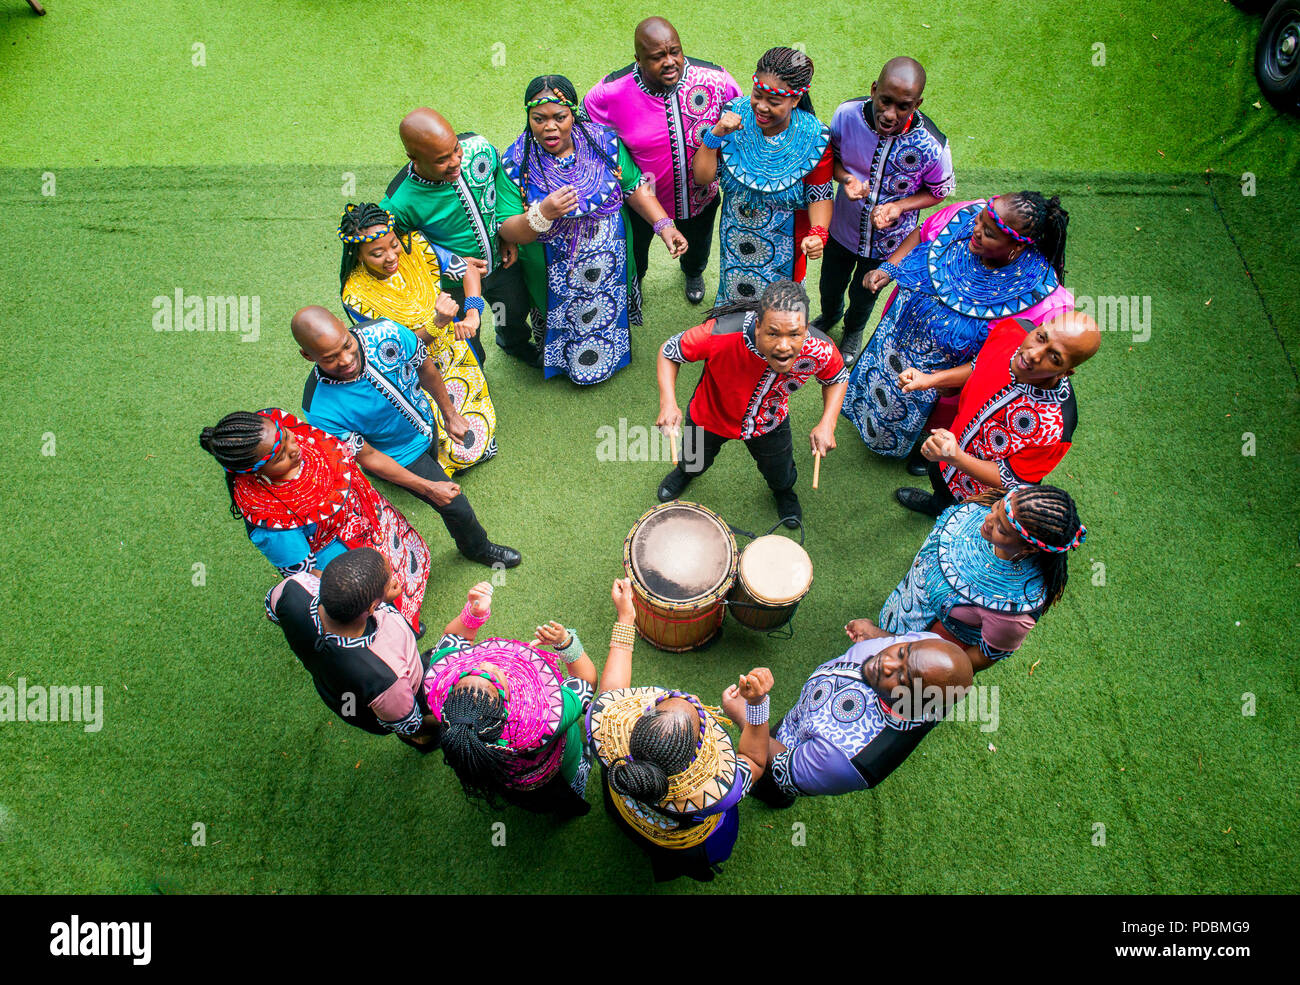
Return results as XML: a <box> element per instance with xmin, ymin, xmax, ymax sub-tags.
<box><xmin>630</xmin><ymin>504</ymin><xmax>733</xmax><ymax>603</ymax></box>
<box><xmin>738</xmin><ymin>535</ymin><xmax>813</xmax><ymax>604</ymax></box>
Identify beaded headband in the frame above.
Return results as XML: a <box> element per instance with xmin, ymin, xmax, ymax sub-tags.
<box><xmin>525</xmin><ymin>87</ymin><xmax>577</xmax><ymax>110</ymax></box>
<box><xmin>752</xmin><ymin>73</ymin><xmax>809</xmax><ymax>98</ymax></box>
<box><xmin>338</xmin><ymin>205</ymin><xmax>396</xmax><ymax>245</ymax></box>
<box><xmin>985</xmin><ymin>196</ymin><xmax>1035</xmax><ymax>245</ymax></box>
<box><xmin>1004</xmin><ymin>495</ymin><xmax>1086</xmax><ymax>554</ymax></box>
<box><xmin>226</xmin><ymin>415</ymin><xmax>283</xmax><ymax>474</ymax></box>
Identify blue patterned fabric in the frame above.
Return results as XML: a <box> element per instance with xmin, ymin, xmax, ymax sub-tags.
<box><xmin>842</xmin><ymin>202</ymin><xmax>1059</xmax><ymax>456</ymax></box>
<box><xmin>880</xmin><ymin>503</ymin><xmax>1046</xmax><ymax>643</ymax></box>
<box><xmin>714</xmin><ymin>98</ymin><xmax>830</xmax><ymax>304</ymax></box>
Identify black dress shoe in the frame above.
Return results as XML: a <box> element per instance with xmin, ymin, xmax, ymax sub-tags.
<box><xmin>774</xmin><ymin>488</ymin><xmax>802</xmax><ymax>528</ymax></box>
<box><xmin>684</xmin><ymin>275</ymin><xmax>706</xmax><ymax>305</ymax></box>
<box><xmin>469</xmin><ymin>542</ymin><xmax>522</xmax><ymax>568</ymax></box>
<box><xmin>906</xmin><ymin>459</ymin><xmax>929</xmax><ymax>477</ymax></box>
<box><xmin>657</xmin><ymin>468</ymin><xmax>690</xmax><ymax>503</ymax></box>
<box><xmin>894</xmin><ymin>487</ymin><xmax>944</xmax><ymax>518</ymax></box>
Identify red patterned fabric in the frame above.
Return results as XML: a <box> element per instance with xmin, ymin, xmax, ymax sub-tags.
<box><xmin>234</xmin><ymin>410</ymin><xmax>430</xmax><ymax>629</ymax></box>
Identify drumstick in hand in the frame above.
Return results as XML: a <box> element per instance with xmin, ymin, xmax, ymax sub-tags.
<box><xmin>670</xmin><ymin>426</ymin><xmax>679</xmax><ymax>467</ymax></box>
<box><xmin>813</xmin><ymin>450</ymin><xmax>822</xmax><ymax>490</ymax></box>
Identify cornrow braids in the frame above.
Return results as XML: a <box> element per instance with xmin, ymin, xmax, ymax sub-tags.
<box><xmin>706</xmin><ymin>278</ymin><xmax>810</xmax><ymax>324</ymax></box>
<box><xmin>754</xmin><ymin>45</ymin><xmax>816</xmax><ymax>115</ymax></box>
<box><xmin>338</xmin><ymin>202</ymin><xmax>409</xmax><ymax>293</ymax></box>
<box><xmin>607</xmin><ymin>706</ymin><xmax>697</xmax><ymax>803</ymax></box>
<box><xmin>318</xmin><ymin>547</ymin><xmax>388</xmax><ymax>624</ymax></box>
<box><xmin>439</xmin><ymin>685</ymin><xmax>512</xmax><ymax>806</ymax></box>
<box><xmin>1003</xmin><ymin>191</ymin><xmax>1070</xmax><ymax>284</ymax></box>
<box><xmin>199</xmin><ymin>411</ymin><xmax>268</xmax><ymax>518</ymax></box>
<box><xmin>1008</xmin><ymin>484</ymin><xmax>1084</xmax><ymax>613</ymax></box>
<box><xmin>519</xmin><ymin>75</ymin><xmax>619</xmax><ymax>203</ymax></box>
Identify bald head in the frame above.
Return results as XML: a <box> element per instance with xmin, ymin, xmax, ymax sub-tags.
<box><xmin>399</xmin><ymin>108</ymin><xmax>462</xmax><ymax>182</ymax></box>
<box><xmin>907</xmin><ymin>639</ymin><xmax>974</xmax><ymax>692</ymax></box>
<box><xmin>878</xmin><ymin>56</ymin><xmax>926</xmax><ymax>92</ymax></box>
<box><xmin>634</xmin><ymin>17</ymin><xmax>685</xmax><ymax>90</ymax></box>
<box><xmin>1012</xmin><ymin>310</ymin><xmax>1101</xmax><ymax>385</ymax></box>
<box><xmin>291</xmin><ymin>306</ymin><xmax>348</xmax><ymax>357</ymax></box>
<box><xmin>1050</xmin><ymin>310</ymin><xmax>1102</xmax><ymax>364</ymax></box>
<box><xmin>872</xmin><ymin>638</ymin><xmax>974</xmax><ymax>722</ymax></box>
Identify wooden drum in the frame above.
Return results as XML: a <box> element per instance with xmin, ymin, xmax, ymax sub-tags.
<box><xmin>727</xmin><ymin>534</ymin><xmax>813</xmax><ymax>633</ymax></box>
<box><xmin>623</xmin><ymin>502</ymin><xmax>738</xmax><ymax>652</ymax></box>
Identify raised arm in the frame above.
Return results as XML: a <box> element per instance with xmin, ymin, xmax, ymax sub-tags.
<box><xmin>597</xmin><ymin>578</ymin><xmax>637</xmax><ymax>692</ymax></box>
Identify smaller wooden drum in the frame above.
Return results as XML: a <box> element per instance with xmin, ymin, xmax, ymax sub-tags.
<box><xmin>624</xmin><ymin>502</ymin><xmax>738</xmax><ymax>652</ymax></box>
<box><xmin>727</xmin><ymin>534</ymin><xmax>813</xmax><ymax>633</ymax></box>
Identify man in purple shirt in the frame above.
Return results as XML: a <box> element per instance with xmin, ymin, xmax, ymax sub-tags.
<box><xmin>814</xmin><ymin>57</ymin><xmax>955</xmax><ymax>363</ymax></box>
<box><xmin>742</xmin><ymin>626</ymin><xmax>972</xmax><ymax>806</ymax></box>
<box><xmin>584</xmin><ymin>17</ymin><xmax>742</xmax><ymax>305</ymax></box>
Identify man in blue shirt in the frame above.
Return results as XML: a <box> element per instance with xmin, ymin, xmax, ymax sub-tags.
<box><xmin>293</xmin><ymin>306</ymin><xmax>520</xmax><ymax>569</ymax></box>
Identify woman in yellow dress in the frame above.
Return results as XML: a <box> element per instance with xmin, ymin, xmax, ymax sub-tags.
<box><xmin>339</xmin><ymin>202</ymin><xmax>498</xmax><ymax>473</ymax></box>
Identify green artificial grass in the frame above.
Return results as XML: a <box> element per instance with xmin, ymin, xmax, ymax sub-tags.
<box><xmin>0</xmin><ymin>1</ymin><xmax>1296</xmax><ymax>894</ymax></box>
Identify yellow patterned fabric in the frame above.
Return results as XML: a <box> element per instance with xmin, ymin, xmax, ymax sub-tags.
<box><xmin>610</xmin><ymin>788</ymin><xmax>721</xmax><ymax>849</ymax></box>
<box><xmin>342</xmin><ymin>231</ymin><xmax>498</xmax><ymax>474</ymax></box>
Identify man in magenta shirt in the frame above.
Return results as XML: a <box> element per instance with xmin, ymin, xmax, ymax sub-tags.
<box><xmin>584</xmin><ymin>16</ymin><xmax>741</xmax><ymax>305</ymax></box>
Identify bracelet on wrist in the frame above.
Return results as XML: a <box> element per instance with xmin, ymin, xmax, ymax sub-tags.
<box><xmin>610</xmin><ymin>621</ymin><xmax>637</xmax><ymax>651</ymax></box>
<box><xmin>460</xmin><ymin>599</ymin><xmax>490</xmax><ymax>630</ymax></box>
<box><xmin>554</xmin><ymin>629</ymin><xmax>585</xmax><ymax>663</ymax></box>
<box><xmin>745</xmin><ymin>695</ymin><xmax>771</xmax><ymax>726</ymax></box>
<box><xmin>526</xmin><ymin>202</ymin><xmax>553</xmax><ymax>233</ymax></box>
<box><xmin>700</xmin><ymin>128</ymin><xmax>729</xmax><ymax>149</ymax></box>
<box><xmin>652</xmin><ymin>217</ymin><xmax>675</xmax><ymax>235</ymax></box>
<box><xmin>463</xmin><ymin>295</ymin><xmax>486</xmax><ymax>315</ymax></box>
<box><xmin>808</xmin><ymin>224</ymin><xmax>830</xmax><ymax>246</ymax></box>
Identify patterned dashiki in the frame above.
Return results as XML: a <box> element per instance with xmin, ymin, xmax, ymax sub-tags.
<box><xmin>583</xmin><ymin>57</ymin><xmax>742</xmax><ymax>221</ymax></box>
<box><xmin>499</xmin><ymin>124</ymin><xmax>645</xmax><ymax>384</ymax></box>
<box><xmin>236</xmin><ymin>410</ymin><xmax>430</xmax><ymax>631</ymax></box>
<box><xmin>661</xmin><ymin>310</ymin><xmax>847</xmax><ymax>440</ymax></box>
<box><xmin>941</xmin><ymin>318</ymin><xmax>1078</xmax><ymax>499</ymax></box>
<box><xmin>341</xmin><ymin>230</ymin><xmax>498</xmax><ymax>475</ymax></box>
<box><xmin>842</xmin><ymin>200</ymin><xmax>1074</xmax><ymax>457</ymax></box>
<box><xmin>381</xmin><ymin>133</ymin><xmax>509</xmax><ymax>285</ymax></box>
<box><xmin>770</xmin><ymin>632</ymin><xmax>939</xmax><ymax>799</ymax></box>
<box><xmin>827</xmin><ymin>98</ymin><xmax>955</xmax><ymax>260</ymax></box>
<box><xmin>424</xmin><ymin>635</ymin><xmax>594</xmax><ymax>798</ymax></box>
<box><xmin>880</xmin><ymin>502</ymin><xmax>1046</xmax><ymax>662</ymax></box>
<box><xmin>714</xmin><ymin>98</ymin><xmax>833</xmax><ymax>303</ymax></box>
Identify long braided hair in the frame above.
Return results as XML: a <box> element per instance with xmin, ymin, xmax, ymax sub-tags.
<box><xmin>338</xmin><ymin>202</ymin><xmax>410</xmax><ymax>293</ymax></box>
<box><xmin>706</xmin><ymin>277</ymin><xmax>810</xmax><ymax>323</ymax></box>
<box><xmin>518</xmin><ymin>74</ymin><xmax>619</xmax><ymax>202</ymax></box>
<box><xmin>199</xmin><ymin>411</ymin><xmax>267</xmax><ymax>518</ymax></box>
<box><xmin>974</xmin><ymin>484</ymin><xmax>1084</xmax><ymax>614</ymax></box>
<box><xmin>754</xmin><ymin>46</ymin><xmax>816</xmax><ymax>116</ymax></box>
<box><xmin>608</xmin><ymin>706</ymin><xmax>697</xmax><ymax>803</ymax></box>
<box><xmin>439</xmin><ymin>685</ymin><xmax>512</xmax><ymax>806</ymax></box>
<box><xmin>1002</xmin><ymin>192</ymin><xmax>1070</xmax><ymax>284</ymax></box>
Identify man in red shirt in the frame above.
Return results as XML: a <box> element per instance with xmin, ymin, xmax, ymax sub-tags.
<box><xmin>655</xmin><ymin>280</ymin><xmax>848</xmax><ymax>526</ymax></box>
<box><xmin>893</xmin><ymin>311</ymin><xmax>1100</xmax><ymax>516</ymax></box>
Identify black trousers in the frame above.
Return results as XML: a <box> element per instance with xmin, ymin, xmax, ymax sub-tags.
<box><xmin>444</xmin><ymin>261</ymin><xmax>540</xmax><ymax>367</ymax></box>
<box><xmin>817</xmin><ymin>234</ymin><xmax>884</xmax><ymax>334</ymax></box>
<box><xmin>926</xmin><ymin>458</ymin><xmax>959</xmax><ymax>510</ymax></box>
<box><xmin>671</xmin><ymin>410</ymin><xmax>797</xmax><ymax>494</ymax></box>
<box><xmin>398</xmin><ymin>446</ymin><xmax>491</xmax><ymax>558</ymax></box>
<box><xmin>626</xmin><ymin>195</ymin><xmax>721</xmax><ymax>286</ymax></box>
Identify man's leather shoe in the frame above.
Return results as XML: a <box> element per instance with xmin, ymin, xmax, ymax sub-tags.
<box><xmin>774</xmin><ymin>488</ymin><xmax>802</xmax><ymax>529</ymax></box>
<box><xmin>894</xmin><ymin>487</ymin><xmax>944</xmax><ymax>518</ymax></box>
<box><xmin>470</xmin><ymin>542</ymin><xmax>522</xmax><ymax>568</ymax></box>
<box><xmin>906</xmin><ymin>459</ymin><xmax>929</xmax><ymax>477</ymax></box>
<box><xmin>657</xmin><ymin>468</ymin><xmax>690</xmax><ymax>503</ymax></box>
<box><xmin>685</xmin><ymin>275</ymin><xmax>706</xmax><ymax>305</ymax></box>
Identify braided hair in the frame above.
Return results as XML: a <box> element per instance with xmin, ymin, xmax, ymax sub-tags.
<box><xmin>754</xmin><ymin>45</ymin><xmax>816</xmax><ymax>115</ymax></box>
<box><xmin>607</xmin><ymin>706</ymin><xmax>697</xmax><ymax>803</ymax></box>
<box><xmin>974</xmin><ymin>484</ymin><xmax>1084</xmax><ymax>615</ymax></box>
<box><xmin>518</xmin><ymin>75</ymin><xmax>620</xmax><ymax>203</ymax></box>
<box><xmin>439</xmin><ymin>685</ymin><xmax>512</xmax><ymax>806</ymax></box>
<box><xmin>198</xmin><ymin>411</ymin><xmax>267</xmax><ymax>518</ymax></box>
<box><xmin>1002</xmin><ymin>192</ymin><xmax>1070</xmax><ymax>284</ymax></box>
<box><xmin>706</xmin><ymin>277</ymin><xmax>810</xmax><ymax>323</ymax></box>
<box><xmin>318</xmin><ymin>547</ymin><xmax>387</xmax><ymax>623</ymax></box>
<box><xmin>338</xmin><ymin>202</ymin><xmax>410</xmax><ymax>293</ymax></box>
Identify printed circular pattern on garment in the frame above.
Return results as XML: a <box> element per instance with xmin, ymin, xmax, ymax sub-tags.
<box><xmin>984</xmin><ymin>423</ymin><xmax>1012</xmax><ymax>454</ymax></box>
<box><xmin>781</xmin><ymin>377</ymin><xmax>803</xmax><ymax>396</ymax></box>
<box><xmin>685</xmin><ymin>84</ymin><xmax>716</xmax><ymax>117</ymax></box>
<box><xmin>443</xmin><ymin>376</ymin><xmax>469</xmax><ymax>408</ymax></box>
<box><xmin>558</xmin><ymin>290</ymin><xmax>620</xmax><ymax>336</ymax></box>
<box><xmin>866</xmin><ymin>364</ymin><xmax>907</xmax><ymax>422</ymax></box>
<box><xmin>881</xmin><ymin>340</ymin><xmax>908</xmax><ymax>376</ymax></box>
<box><xmin>723</xmin><ymin>227</ymin><xmax>776</xmax><ymax>267</ymax></box>
<box><xmin>483</xmin><ymin>181</ymin><xmax>497</xmax><ymax>211</ymax></box>
<box><xmin>567</xmin><ymin>249</ymin><xmax>619</xmax><ymax>292</ymax></box>
<box><xmin>884</xmin><ymin>172</ymin><xmax>916</xmax><ymax>197</ymax></box>
<box><xmin>876</xmin><ymin>227</ymin><xmax>907</xmax><ymax>257</ymax></box>
<box><xmin>1011</xmin><ymin>406</ymin><xmax>1041</xmax><ymax>436</ymax></box>
<box><xmin>731</xmin><ymin>200</ymin><xmax>777</xmax><ymax>229</ymax></box>
<box><xmin>449</xmin><ymin>411</ymin><xmax>492</xmax><ymax>464</ymax></box>
<box><xmin>806</xmin><ymin>677</ymin><xmax>834</xmax><ymax>710</ymax></box>
<box><xmin>790</xmin><ymin>355</ymin><xmax>817</xmax><ymax>376</ymax></box>
<box><xmin>566</xmin><ymin>334</ymin><xmax>623</xmax><ymax>384</ymax></box>
<box><xmin>895</xmin><ymin>146</ymin><xmax>925</xmax><ymax>173</ymax></box>
<box><xmin>831</xmin><ymin>687</ymin><xmax>867</xmax><ymax>724</ymax></box>
<box><xmin>372</xmin><ymin>336</ymin><xmax>405</xmax><ymax>372</ymax></box>
<box><xmin>721</xmin><ymin>268</ymin><xmax>767</xmax><ymax>301</ymax></box>
<box><xmin>463</xmin><ymin>143</ymin><xmax>495</xmax><ymax>186</ymax></box>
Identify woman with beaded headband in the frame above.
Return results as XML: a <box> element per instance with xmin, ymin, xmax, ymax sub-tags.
<box><xmin>418</xmin><ymin>580</ymin><xmax>605</xmax><ymax>817</ymax></box>
<box><xmin>692</xmin><ymin>46</ymin><xmax>835</xmax><ymax>305</ymax></box>
<box><xmin>199</xmin><ymin>408</ymin><xmax>431</xmax><ymax>632</ymax></box>
<box><xmin>497</xmin><ymin>75</ymin><xmax>688</xmax><ymax>385</ymax></box>
<box><xmin>338</xmin><ymin>203</ymin><xmax>498</xmax><ymax>476</ymax></box>
<box><xmin>585</xmin><ymin>578</ymin><xmax>774</xmax><ymax>882</ymax></box>
<box><xmin>842</xmin><ymin>192</ymin><xmax>1074</xmax><ymax>461</ymax></box>
<box><xmin>856</xmin><ymin>484</ymin><xmax>1085</xmax><ymax>671</ymax></box>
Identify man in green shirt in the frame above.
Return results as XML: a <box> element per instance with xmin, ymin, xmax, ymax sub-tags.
<box><xmin>381</xmin><ymin>108</ymin><xmax>542</xmax><ymax>367</ymax></box>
